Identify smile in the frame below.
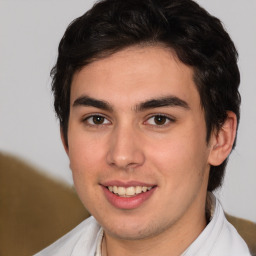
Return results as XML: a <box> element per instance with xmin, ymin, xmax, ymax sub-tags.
<box><xmin>102</xmin><ymin>183</ymin><xmax>157</xmax><ymax>209</ymax></box>
<box><xmin>107</xmin><ymin>186</ymin><xmax>153</xmax><ymax>197</ymax></box>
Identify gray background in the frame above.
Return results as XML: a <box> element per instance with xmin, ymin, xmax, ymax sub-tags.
<box><xmin>0</xmin><ymin>0</ymin><xmax>255</xmax><ymax>222</ymax></box>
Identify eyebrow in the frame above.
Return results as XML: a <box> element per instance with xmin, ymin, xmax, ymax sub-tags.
<box><xmin>72</xmin><ymin>95</ymin><xmax>190</xmax><ymax>112</ymax></box>
<box><xmin>73</xmin><ymin>96</ymin><xmax>113</xmax><ymax>112</ymax></box>
<box><xmin>135</xmin><ymin>96</ymin><xmax>190</xmax><ymax>112</ymax></box>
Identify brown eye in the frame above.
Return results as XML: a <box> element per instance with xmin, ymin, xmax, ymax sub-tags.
<box><xmin>145</xmin><ymin>114</ymin><xmax>174</xmax><ymax>127</ymax></box>
<box><xmin>154</xmin><ymin>115</ymin><xmax>167</xmax><ymax>125</ymax></box>
<box><xmin>85</xmin><ymin>115</ymin><xmax>111</xmax><ymax>126</ymax></box>
<box><xmin>92</xmin><ymin>116</ymin><xmax>105</xmax><ymax>124</ymax></box>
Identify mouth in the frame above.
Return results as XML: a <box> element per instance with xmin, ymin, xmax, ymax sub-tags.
<box><xmin>107</xmin><ymin>185</ymin><xmax>154</xmax><ymax>197</ymax></box>
<box><xmin>102</xmin><ymin>182</ymin><xmax>157</xmax><ymax>209</ymax></box>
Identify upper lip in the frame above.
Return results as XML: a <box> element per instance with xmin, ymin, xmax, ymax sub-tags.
<box><xmin>101</xmin><ymin>180</ymin><xmax>156</xmax><ymax>188</ymax></box>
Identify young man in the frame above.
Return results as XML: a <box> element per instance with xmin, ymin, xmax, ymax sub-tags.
<box><xmin>36</xmin><ymin>0</ymin><xmax>251</xmax><ymax>255</ymax></box>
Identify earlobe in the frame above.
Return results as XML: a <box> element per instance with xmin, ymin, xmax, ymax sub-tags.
<box><xmin>60</xmin><ymin>127</ymin><xmax>69</xmax><ymax>155</ymax></box>
<box><xmin>208</xmin><ymin>111</ymin><xmax>237</xmax><ymax>166</ymax></box>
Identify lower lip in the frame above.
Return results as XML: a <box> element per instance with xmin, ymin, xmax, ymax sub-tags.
<box><xmin>102</xmin><ymin>186</ymin><xmax>156</xmax><ymax>210</ymax></box>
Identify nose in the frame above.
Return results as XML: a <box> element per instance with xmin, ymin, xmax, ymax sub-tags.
<box><xmin>106</xmin><ymin>124</ymin><xmax>145</xmax><ymax>170</ymax></box>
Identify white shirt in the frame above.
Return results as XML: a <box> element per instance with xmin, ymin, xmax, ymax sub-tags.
<box><xmin>34</xmin><ymin>195</ymin><xmax>251</xmax><ymax>256</ymax></box>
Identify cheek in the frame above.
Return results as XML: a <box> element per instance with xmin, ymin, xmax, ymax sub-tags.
<box><xmin>149</xmin><ymin>138</ymin><xmax>209</xmax><ymax>214</ymax></box>
<box><xmin>147</xmin><ymin>129</ymin><xmax>209</xmax><ymax>183</ymax></box>
<box><xmin>67</xmin><ymin>137</ymin><xmax>107</xmax><ymax>209</ymax></box>
<box><xmin>68</xmin><ymin>131</ymin><xmax>106</xmax><ymax>170</ymax></box>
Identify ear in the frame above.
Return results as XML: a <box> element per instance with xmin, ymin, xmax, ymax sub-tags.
<box><xmin>60</xmin><ymin>127</ymin><xmax>69</xmax><ymax>156</ymax></box>
<box><xmin>208</xmin><ymin>111</ymin><xmax>237</xmax><ymax>166</ymax></box>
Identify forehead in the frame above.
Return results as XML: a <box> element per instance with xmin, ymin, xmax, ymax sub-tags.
<box><xmin>70</xmin><ymin>46</ymin><xmax>200</xmax><ymax>109</ymax></box>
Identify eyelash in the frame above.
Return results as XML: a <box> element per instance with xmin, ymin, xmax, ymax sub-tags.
<box><xmin>82</xmin><ymin>114</ymin><xmax>111</xmax><ymax>127</ymax></box>
<box><xmin>144</xmin><ymin>114</ymin><xmax>176</xmax><ymax>127</ymax></box>
<box><xmin>82</xmin><ymin>114</ymin><xmax>175</xmax><ymax>127</ymax></box>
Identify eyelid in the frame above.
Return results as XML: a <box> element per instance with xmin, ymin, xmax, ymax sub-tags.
<box><xmin>82</xmin><ymin>113</ymin><xmax>112</xmax><ymax>126</ymax></box>
<box><xmin>144</xmin><ymin>113</ymin><xmax>176</xmax><ymax>126</ymax></box>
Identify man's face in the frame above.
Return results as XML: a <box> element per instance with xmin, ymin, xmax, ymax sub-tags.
<box><xmin>66</xmin><ymin>46</ymin><xmax>213</xmax><ymax>240</ymax></box>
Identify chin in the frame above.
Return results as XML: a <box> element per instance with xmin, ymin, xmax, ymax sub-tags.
<box><xmin>102</xmin><ymin>217</ymin><xmax>168</xmax><ymax>241</ymax></box>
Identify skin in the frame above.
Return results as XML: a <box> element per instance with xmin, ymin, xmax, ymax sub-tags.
<box><xmin>63</xmin><ymin>46</ymin><xmax>237</xmax><ymax>256</ymax></box>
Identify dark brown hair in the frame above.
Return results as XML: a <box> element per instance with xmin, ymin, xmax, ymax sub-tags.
<box><xmin>51</xmin><ymin>0</ymin><xmax>240</xmax><ymax>191</ymax></box>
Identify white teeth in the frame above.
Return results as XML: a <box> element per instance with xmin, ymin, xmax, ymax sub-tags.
<box><xmin>126</xmin><ymin>186</ymin><xmax>135</xmax><ymax>196</ymax></box>
<box><xmin>113</xmin><ymin>186</ymin><xmax>118</xmax><ymax>193</ymax></box>
<box><xmin>117</xmin><ymin>187</ymin><xmax>126</xmax><ymax>196</ymax></box>
<box><xmin>142</xmin><ymin>186</ymin><xmax>147</xmax><ymax>192</ymax></box>
<box><xmin>135</xmin><ymin>186</ymin><xmax>142</xmax><ymax>194</ymax></box>
<box><xmin>107</xmin><ymin>185</ymin><xmax>153</xmax><ymax>197</ymax></box>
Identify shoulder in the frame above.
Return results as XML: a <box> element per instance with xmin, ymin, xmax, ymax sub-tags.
<box><xmin>211</xmin><ymin>213</ymin><xmax>251</xmax><ymax>256</ymax></box>
<box><xmin>34</xmin><ymin>216</ymin><xmax>101</xmax><ymax>256</ymax></box>
<box><xmin>205</xmin><ymin>196</ymin><xmax>251</xmax><ymax>256</ymax></box>
<box><xmin>183</xmin><ymin>194</ymin><xmax>251</xmax><ymax>256</ymax></box>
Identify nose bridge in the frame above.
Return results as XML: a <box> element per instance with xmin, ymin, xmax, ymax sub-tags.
<box><xmin>106</xmin><ymin>122</ymin><xmax>144</xmax><ymax>169</ymax></box>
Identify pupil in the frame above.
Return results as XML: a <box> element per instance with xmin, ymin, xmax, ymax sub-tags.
<box><xmin>154</xmin><ymin>115</ymin><xmax>166</xmax><ymax>125</ymax></box>
<box><xmin>93</xmin><ymin>116</ymin><xmax>104</xmax><ymax>124</ymax></box>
